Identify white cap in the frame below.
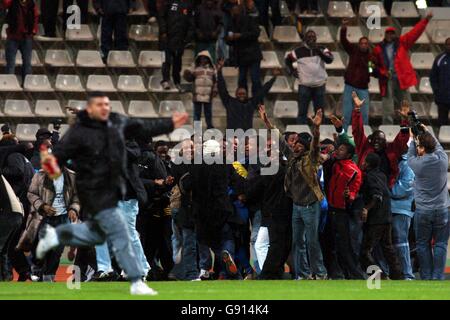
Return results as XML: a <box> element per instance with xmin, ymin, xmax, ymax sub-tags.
<box><xmin>203</xmin><ymin>140</ymin><xmax>221</xmax><ymax>155</ymax></box>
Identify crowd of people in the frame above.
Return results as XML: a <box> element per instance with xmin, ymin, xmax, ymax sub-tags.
<box><xmin>0</xmin><ymin>0</ymin><xmax>449</xmax><ymax>296</ymax></box>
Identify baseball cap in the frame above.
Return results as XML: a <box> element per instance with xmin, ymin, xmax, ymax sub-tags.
<box><xmin>36</xmin><ymin>128</ymin><xmax>52</xmax><ymax>139</ymax></box>
<box><xmin>385</xmin><ymin>27</ymin><xmax>397</xmax><ymax>33</ymax></box>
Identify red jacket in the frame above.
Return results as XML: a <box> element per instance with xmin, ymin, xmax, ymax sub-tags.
<box><xmin>351</xmin><ymin>108</ymin><xmax>409</xmax><ymax>188</ymax></box>
<box><xmin>327</xmin><ymin>158</ymin><xmax>362</xmax><ymax>210</ymax></box>
<box><xmin>372</xmin><ymin>19</ymin><xmax>429</xmax><ymax>96</ymax></box>
<box><xmin>3</xmin><ymin>0</ymin><xmax>39</xmax><ymax>40</ymax></box>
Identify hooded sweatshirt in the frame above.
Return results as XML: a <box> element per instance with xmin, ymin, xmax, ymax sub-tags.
<box><xmin>184</xmin><ymin>51</ymin><xmax>217</xmax><ymax>103</ymax></box>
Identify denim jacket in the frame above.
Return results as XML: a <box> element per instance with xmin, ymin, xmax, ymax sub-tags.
<box><xmin>390</xmin><ymin>155</ymin><xmax>415</xmax><ymax>217</ymax></box>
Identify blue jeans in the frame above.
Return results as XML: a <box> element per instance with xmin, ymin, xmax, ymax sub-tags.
<box><xmin>343</xmin><ymin>84</ymin><xmax>369</xmax><ymax>131</ymax></box>
<box><xmin>250</xmin><ymin>210</ymin><xmax>262</xmax><ymax>274</ymax></box>
<box><xmin>297</xmin><ymin>85</ymin><xmax>325</xmax><ymax>124</ymax></box>
<box><xmin>5</xmin><ymin>38</ymin><xmax>32</xmax><ymax>83</ymax></box>
<box><xmin>392</xmin><ymin>214</ymin><xmax>414</xmax><ymax>279</ymax></box>
<box><xmin>238</xmin><ymin>61</ymin><xmax>262</xmax><ymax>98</ymax></box>
<box><xmin>181</xmin><ymin>227</ymin><xmax>198</xmax><ymax>280</ymax></box>
<box><xmin>292</xmin><ymin>202</ymin><xmax>327</xmax><ymax>278</ymax></box>
<box><xmin>414</xmin><ymin>208</ymin><xmax>449</xmax><ymax>280</ymax></box>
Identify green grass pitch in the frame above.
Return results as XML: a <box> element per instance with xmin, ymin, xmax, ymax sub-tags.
<box><xmin>0</xmin><ymin>281</ymin><xmax>449</xmax><ymax>300</ymax></box>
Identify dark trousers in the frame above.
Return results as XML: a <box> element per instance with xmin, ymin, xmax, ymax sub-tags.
<box><xmin>39</xmin><ymin>214</ymin><xmax>69</xmax><ymax>278</ymax></box>
<box><xmin>329</xmin><ymin>208</ymin><xmax>366</xmax><ymax>279</ymax></box>
<box><xmin>360</xmin><ymin>224</ymin><xmax>403</xmax><ymax>280</ymax></box>
<box><xmin>41</xmin><ymin>0</ymin><xmax>59</xmax><ymax>37</ymax></box>
<box><xmin>138</xmin><ymin>211</ymin><xmax>174</xmax><ymax>277</ymax></box>
<box><xmin>5</xmin><ymin>38</ymin><xmax>32</xmax><ymax>83</ymax></box>
<box><xmin>259</xmin><ymin>220</ymin><xmax>292</xmax><ymax>280</ymax></box>
<box><xmin>147</xmin><ymin>0</ymin><xmax>158</xmax><ymax>17</ymax></box>
<box><xmin>162</xmin><ymin>49</ymin><xmax>184</xmax><ymax>85</ymax></box>
<box><xmin>297</xmin><ymin>84</ymin><xmax>325</xmax><ymax>124</ymax></box>
<box><xmin>63</xmin><ymin>0</ymin><xmax>89</xmax><ymax>30</ymax></box>
<box><xmin>100</xmin><ymin>13</ymin><xmax>129</xmax><ymax>59</ymax></box>
<box><xmin>0</xmin><ymin>211</ymin><xmax>23</xmax><ymax>281</ymax></box>
<box><xmin>286</xmin><ymin>0</ymin><xmax>318</xmax><ymax>12</ymax></box>
<box><xmin>437</xmin><ymin>103</ymin><xmax>450</xmax><ymax>126</ymax></box>
<box><xmin>255</xmin><ymin>0</ymin><xmax>281</xmax><ymax>35</ymax></box>
<box><xmin>238</xmin><ymin>61</ymin><xmax>262</xmax><ymax>99</ymax></box>
<box><xmin>193</xmin><ymin>102</ymin><xmax>213</xmax><ymax>129</ymax></box>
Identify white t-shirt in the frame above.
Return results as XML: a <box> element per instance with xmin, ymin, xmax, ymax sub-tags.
<box><xmin>52</xmin><ymin>174</ymin><xmax>67</xmax><ymax>216</ymax></box>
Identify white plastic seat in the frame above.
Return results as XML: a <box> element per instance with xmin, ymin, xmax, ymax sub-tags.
<box><xmin>368</xmin><ymin>27</ymin><xmax>387</xmax><ymax>43</ymax></box>
<box><xmin>117</xmin><ymin>75</ymin><xmax>146</xmax><ymax>92</ymax></box>
<box><xmin>419</xmin><ymin>77</ymin><xmax>432</xmax><ymax>94</ymax></box>
<box><xmin>273</xmin><ymin>26</ymin><xmax>301</xmax><ymax>43</ymax></box>
<box><xmin>128</xmin><ymin>101</ymin><xmax>158</xmax><ymax>118</ymax></box>
<box><xmin>128</xmin><ymin>24</ymin><xmax>158</xmax><ymax>42</ymax></box>
<box><xmin>261</xmin><ymin>51</ymin><xmax>281</xmax><ymax>69</ymax></box>
<box><xmin>327</xmin><ymin>1</ymin><xmax>355</xmax><ymax>18</ymax></box>
<box><xmin>285</xmin><ymin>125</ymin><xmax>311</xmax><ymax>134</ymax></box>
<box><xmin>264</xmin><ymin>76</ymin><xmax>291</xmax><ymax>93</ymax></box>
<box><xmin>67</xmin><ymin>100</ymin><xmax>86</xmax><ymax>114</ymax></box>
<box><xmin>148</xmin><ymin>75</ymin><xmax>178</xmax><ymax>92</ymax></box>
<box><xmin>378</xmin><ymin>125</ymin><xmax>402</xmax><ymax>143</ymax></box>
<box><xmin>169</xmin><ymin>125</ymin><xmax>194</xmax><ymax>142</ymax></box>
<box><xmin>429</xmin><ymin>102</ymin><xmax>438</xmax><ymax>119</ymax></box>
<box><xmin>306</xmin><ymin>26</ymin><xmax>334</xmax><ymax>44</ymax></box>
<box><xmin>110</xmin><ymin>101</ymin><xmax>126</xmax><ymax>115</ymax></box>
<box><xmin>13</xmin><ymin>50</ymin><xmax>42</xmax><ymax>67</ymax></box>
<box><xmin>368</xmin><ymin>78</ymin><xmax>380</xmax><ymax>94</ymax></box>
<box><xmin>159</xmin><ymin>101</ymin><xmax>186</xmax><ymax>117</ymax></box>
<box><xmin>182</xmin><ymin>50</ymin><xmax>195</xmax><ymax>66</ymax></box>
<box><xmin>439</xmin><ymin>126</ymin><xmax>450</xmax><ymax>144</ymax></box>
<box><xmin>66</xmin><ymin>24</ymin><xmax>94</xmax><ymax>41</ymax></box>
<box><xmin>129</xmin><ymin>0</ymin><xmax>148</xmax><ymax>15</ymax></box>
<box><xmin>48</xmin><ymin>124</ymin><xmax>70</xmax><ymax>137</ymax></box>
<box><xmin>347</xmin><ymin>125</ymin><xmax>373</xmax><ymax>136</ymax></box>
<box><xmin>359</xmin><ymin>1</ymin><xmax>387</xmax><ymax>18</ymax></box>
<box><xmin>432</xmin><ymin>28</ymin><xmax>450</xmax><ymax>44</ymax></box>
<box><xmin>16</xmin><ymin>124</ymin><xmax>40</xmax><ymax>142</ymax></box>
<box><xmin>0</xmin><ymin>75</ymin><xmax>22</xmax><ymax>91</ymax></box>
<box><xmin>35</xmin><ymin>100</ymin><xmax>65</xmax><ymax>117</ymax></box>
<box><xmin>411</xmin><ymin>52</ymin><xmax>434</xmax><ymax>70</ymax></box>
<box><xmin>391</xmin><ymin>2</ymin><xmax>419</xmax><ymax>18</ymax></box>
<box><xmin>326</xmin><ymin>51</ymin><xmax>345</xmax><ymax>70</ymax></box>
<box><xmin>1</xmin><ymin>24</ymin><xmax>7</xmax><ymax>41</ymax></box>
<box><xmin>370</xmin><ymin>101</ymin><xmax>383</xmax><ymax>117</ymax></box>
<box><xmin>107</xmin><ymin>51</ymin><xmax>136</xmax><ymax>68</ymax></box>
<box><xmin>320</xmin><ymin>125</ymin><xmax>337</xmax><ymax>141</ymax></box>
<box><xmin>24</xmin><ymin>75</ymin><xmax>54</xmax><ymax>92</ymax></box>
<box><xmin>259</xmin><ymin>26</ymin><xmax>270</xmax><ymax>44</ymax></box>
<box><xmin>411</xmin><ymin>101</ymin><xmax>427</xmax><ymax>117</ymax></box>
<box><xmin>273</xmin><ymin>101</ymin><xmax>298</xmax><ymax>118</ymax></box>
<box><xmin>337</xmin><ymin>26</ymin><xmax>363</xmax><ymax>44</ymax></box>
<box><xmin>76</xmin><ymin>50</ymin><xmax>105</xmax><ymax>68</ymax></box>
<box><xmin>138</xmin><ymin>51</ymin><xmax>162</xmax><ymax>68</ymax></box>
<box><xmin>326</xmin><ymin>77</ymin><xmax>345</xmax><ymax>94</ymax></box>
<box><xmin>211</xmin><ymin>97</ymin><xmax>227</xmax><ymax>117</ymax></box>
<box><xmin>401</xmin><ymin>27</ymin><xmax>430</xmax><ymax>45</ymax></box>
<box><xmin>86</xmin><ymin>75</ymin><xmax>116</xmax><ymax>92</ymax></box>
<box><xmin>55</xmin><ymin>75</ymin><xmax>84</xmax><ymax>92</ymax></box>
<box><xmin>45</xmin><ymin>50</ymin><xmax>74</xmax><ymax>67</ymax></box>
<box><xmin>4</xmin><ymin>100</ymin><xmax>33</xmax><ymax>117</ymax></box>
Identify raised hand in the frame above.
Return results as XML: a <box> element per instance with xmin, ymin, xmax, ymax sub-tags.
<box><xmin>329</xmin><ymin>114</ymin><xmax>344</xmax><ymax>129</ymax></box>
<box><xmin>397</xmin><ymin>100</ymin><xmax>410</xmax><ymax>119</ymax></box>
<box><xmin>310</xmin><ymin>108</ymin><xmax>323</xmax><ymax>127</ymax></box>
<box><xmin>352</xmin><ymin>91</ymin><xmax>365</xmax><ymax>111</ymax></box>
<box><xmin>172</xmin><ymin>112</ymin><xmax>189</xmax><ymax>129</ymax></box>
<box><xmin>426</xmin><ymin>10</ymin><xmax>434</xmax><ymax>20</ymax></box>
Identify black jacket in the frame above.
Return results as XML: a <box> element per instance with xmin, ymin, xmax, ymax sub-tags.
<box><xmin>158</xmin><ymin>0</ymin><xmax>195</xmax><ymax>51</ymax></box>
<box><xmin>361</xmin><ymin>167</ymin><xmax>392</xmax><ymax>225</ymax></box>
<box><xmin>124</xmin><ymin>140</ymin><xmax>147</xmax><ymax>205</ymax></box>
<box><xmin>52</xmin><ymin>111</ymin><xmax>174</xmax><ymax>215</ymax></box>
<box><xmin>226</xmin><ymin>13</ymin><xmax>262</xmax><ymax>66</ymax></box>
<box><xmin>218</xmin><ymin>69</ymin><xmax>276</xmax><ymax>130</ymax></box>
<box><xmin>93</xmin><ymin>0</ymin><xmax>134</xmax><ymax>14</ymax></box>
<box><xmin>195</xmin><ymin>3</ymin><xmax>222</xmax><ymax>42</ymax></box>
<box><xmin>172</xmin><ymin>162</ymin><xmax>194</xmax><ymax>228</ymax></box>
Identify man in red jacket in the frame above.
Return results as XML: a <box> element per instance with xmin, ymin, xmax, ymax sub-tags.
<box><xmin>372</xmin><ymin>11</ymin><xmax>433</xmax><ymax>124</ymax></box>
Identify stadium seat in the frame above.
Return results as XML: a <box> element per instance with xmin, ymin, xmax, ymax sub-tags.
<box><xmin>378</xmin><ymin>125</ymin><xmax>399</xmax><ymax>143</ymax></box>
<box><xmin>44</xmin><ymin>50</ymin><xmax>74</xmax><ymax>67</ymax></box>
<box><xmin>76</xmin><ymin>50</ymin><xmax>105</xmax><ymax>68</ymax></box>
<box><xmin>326</xmin><ymin>77</ymin><xmax>345</xmax><ymax>94</ymax></box>
<box><xmin>411</xmin><ymin>101</ymin><xmax>427</xmax><ymax>117</ymax></box>
<box><xmin>182</xmin><ymin>50</ymin><xmax>195</xmax><ymax>66</ymax></box>
<box><xmin>16</xmin><ymin>124</ymin><xmax>40</xmax><ymax>141</ymax></box>
<box><xmin>432</xmin><ymin>28</ymin><xmax>450</xmax><ymax>44</ymax></box>
<box><xmin>4</xmin><ymin>100</ymin><xmax>33</xmax><ymax>117</ymax></box>
<box><xmin>138</xmin><ymin>51</ymin><xmax>162</xmax><ymax>68</ymax></box>
<box><xmin>55</xmin><ymin>75</ymin><xmax>84</xmax><ymax>92</ymax></box>
<box><xmin>411</xmin><ymin>52</ymin><xmax>434</xmax><ymax>70</ymax></box>
<box><xmin>273</xmin><ymin>26</ymin><xmax>301</xmax><ymax>43</ymax></box>
<box><xmin>128</xmin><ymin>100</ymin><xmax>158</xmax><ymax>118</ymax></box>
<box><xmin>401</xmin><ymin>27</ymin><xmax>430</xmax><ymax>45</ymax></box>
<box><xmin>326</xmin><ymin>51</ymin><xmax>345</xmax><ymax>70</ymax></box>
<box><xmin>285</xmin><ymin>125</ymin><xmax>311</xmax><ymax>134</ymax></box>
<box><xmin>429</xmin><ymin>102</ymin><xmax>438</xmax><ymax>119</ymax></box>
<box><xmin>368</xmin><ymin>78</ymin><xmax>380</xmax><ymax>94</ymax></box>
<box><xmin>259</xmin><ymin>26</ymin><xmax>270</xmax><ymax>44</ymax></box>
<box><xmin>261</xmin><ymin>51</ymin><xmax>281</xmax><ymax>69</ymax></box>
<box><xmin>306</xmin><ymin>26</ymin><xmax>334</xmax><ymax>44</ymax></box>
<box><xmin>439</xmin><ymin>126</ymin><xmax>450</xmax><ymax>144</ymax></box>
<box><xmin>273</xmin><ymin>101</ymin><xmax>298</xmax><ymax>118</ymax></box>
<box><xmin>129</xmin><ymin>0</ymin><xmax>148</xmax><ymax>15</ymax></box>
<box><xmin>67</xmin><ymin>100</ymin><xmax>86</xmax><ymax>114</ymax></box>
<box><xmin>0</xmin><ymin>75</ymin><xmax>22</xmax><ymax>91</ymax></box>
<box><xmin>418</xmin><ymin>77</ymin><xmax>432</xmax><ymax>94</ymax></box>
<box><xmin>24</xmin><ymin>75</ymin><xmax>54</xmax><ymax>92</ymax></box>
<box><xmin>66</xmin><ymin>24</ymin><xmax>95</xmax><ymax>41</ymax></box>
<box><xmin>369</xmin><ymin>101</ymin><xmax>383</xmax><ymax>117</ymax></box>
<box><xmin>1</xmin><ymin>24</ymin><xmax>7</xmax><ymax>41</ymax></box>
<box><xmin>35</xmin><ymin>100</ymin><xmax>65</xmax><ymax>117</ymax></box>
<box><xmin>359</xmin><ymin>1</ymin><xmax>387</xmax><ymax>18</ymax></box>
<box><xmin>148</xmin><ymin>75</ymin><xmax>178</xmax><ymax>92</ymax></box>
<box><xmin>159</xmin><ymin>100</ymin><xmax>186</xmax><ymax>117</ymax></box>
<box><xmin>265</xmin><ymin>76</ymin><xmax>291</xmax><ymax>93</ymax></box>
<box><xmin>110</xmin><ymin>101</ymin><xmax>126</xmax><ymax>115</ymax></box>
<box><xmin>327</xmin><ymin>1</ymin><xmax>355</xmax><ymax>18</ymax></box>
<box><xmin>211</xmin><ymin>97</ymin><xmax>227</xmax><ymax>117</ymax></box>
<box><xmin>169</xmin><ymin>125</ymin><xmax>194</xmax><ymax>142</ymax></box>
<box><xmin>129</xmin><ymin>24</ymin><xmax>159</xmax><ymax>42</ymax></box>
<box><xmin>391</xmin><ymin>1</ymin><xmax>419</xmax><ymax>18</ymax></box>
<box><xmin>107</xmin><ymin>51</ymin><xmax>136</xmax><ymax>68</ymax></box>
<box><xmin>336</xmin><ymin>26</ymin><xmax>363</xmax><ymax>44</ymax></box>
<box><xmin>368</xmin><ymin>27</ymin><xmax>387</xmax><ymax>43</ymax></box>
<box><xmin>117</xmin><ymin>75</ymin><xmax>146</xmax><ymax>92</ymax></box>
<box><xmin>347</xmin><ymin>125</ymin><xmax>373</xmax><ymax>136</ymax></box>
<box><xmin>48</xmin><ymin>123</ymin><xmax>70</xmax><ymax>137</ymax></box>
<box><xmin>12</xmin><ymin>50</ymin><xmax>42</xmax><ymax>67</ymax></box>
<box><xmin>320</xmin><ymin>125</ymin><xmax>337</xmax><ymax>140</ymax></box>
<box><xmin>86</xmin><ymin>75</ymin><xmax>116</xmax><ymax>92</ymax></box>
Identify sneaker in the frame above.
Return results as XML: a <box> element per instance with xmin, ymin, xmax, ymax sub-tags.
<box><xmin>244</xmin><ymin>273</ymin><xmax>255</xmax><ymax>280</ymax></box>
<box><xmin>91</xmin><ymin>270</ymin><xmax>118</xmax><ymax>282</ymax></box>
<box><xmin>315</xmin><ymin>274</ymin><xmax>328</xmax><ymax>280</ymax></box>
<box><xmin>200</xmin><ymin>269</ymin><xmax>210</xmax><ymax>280</ymax></box>
<box><xmin>161</xmin><ymin>81</ymin><xmax>171</xmax><ymax>90</ymax></box>
<box><xmin>36</xmin><ymin>225</ymin><xmax>59</xmax><ymax>259</ymax></box>
<box><xmin>222</xmin><ymin>250</ymin><xmax>238</xmax><ymax>275</ymax></box>
<box><xmin>175</xmin><ymin>84</ymin><xmax>185</xmax><ymax>93</ymax></box>
<box><xmin>130</xmin><ymin>280</ymin><xmax>158</xmax><ymax>296</ymax></box>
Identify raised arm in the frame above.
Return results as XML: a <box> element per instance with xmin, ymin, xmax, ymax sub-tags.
<box><xmin>400</xmin><ymin>13</ymin><xmax>432</xmax><ymax>50</ymax></box>
<box><xmin>351</xmin><ymin>91</ymin><xmax>368</xmax><ymax>156</ymax></box>
<box><xmin>124</xmin><ymin>113</ymin><xmax>188</xmax><ymax>140</ymax></box>
<box><xmin>216</xmin><ymin>65</ymin><xmax>231</xmax><ymax>106</ymax></box>
<box><xmin>340</xmin><ymin>20</ymin><xmax>354</xmax><ymax>54</ymax></box>
<box><xmin>250</xmin><ymin>75</ymin><xmax>277</xmax><ymax>106</ymax></box>
<box><xmin>309</xmin><ymin>109</ymin><xmax>323</xmax><ymax>164</ymax></box>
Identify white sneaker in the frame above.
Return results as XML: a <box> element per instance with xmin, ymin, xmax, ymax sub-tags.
<box><xmin>161</xmin><ymin>81</ymin><xmax>171</xmax><ymax>90</ymax></box>
<box><xmin>36</xmin><ymin>225</ymin><xmax>59</xmax><ymax>259</ymax></box>
<box><xmin>130</xmin><ymin>280</ymin><xmax>158</xmax><ymax>296</ymax></box>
